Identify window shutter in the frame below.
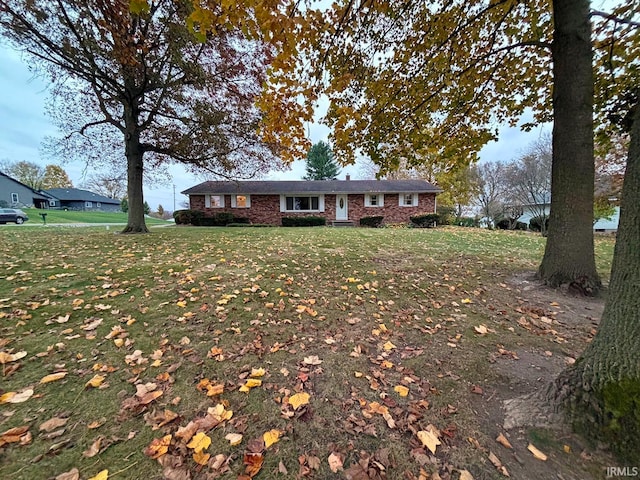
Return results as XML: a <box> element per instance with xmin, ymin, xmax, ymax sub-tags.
<box><xmin>205</xmin><ymin>195</ymin><xmax>211</xmax><ymax>208</ymax></box>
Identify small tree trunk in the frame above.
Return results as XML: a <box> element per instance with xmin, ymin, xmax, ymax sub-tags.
<box><xmin>538</xmin><ymin>0</ymin><xmax>600</xmax><ymax>293</ymax></box>
<box><xmin>552</xmin><ymin>102</ymin><xmax>640</xmax><ymax>462</ymax></box>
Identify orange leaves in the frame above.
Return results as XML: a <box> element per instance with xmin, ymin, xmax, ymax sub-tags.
<box><xmin>0</xmin><ymin>425</ymin><xmax>31</xmax><ymax>448</ymax></box>
<box><xmin>197</xmin><ymin>378</ymin><xmax>224</xmax><ymax>397</ymax></box>
<box><xmin>144</xmin><ymin>434</ymin><xmax>172</xmax><ymax>459</ymax></box>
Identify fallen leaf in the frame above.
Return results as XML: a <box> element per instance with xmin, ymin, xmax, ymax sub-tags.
<box><xmin>39</xmin><ymin>417</ymin><xmax>68</xmax><ymax>432</ymax></box>
<box><xmin>383</xmin><ymin>341</ymin><xmax>396</xmax><ymax>351</ymax></box>
<box><xmin>186</xmin><ymin>431</ymin><xmax>211</xmax><ymax>452</ymax></box>
<box><xmin>85</xmin><ymin>374</ymin><xmax>105</xmax><ymax>388</ymax></box>
<box><xmin>496</xmin><ymin>433</ymin><xmax>512</xmax><ymax>449</ymax></box>
<box><xmin>288</xmin><ymin>392</ymin><xmax>310</xmax><ymax>410</ymax></box>
<box><xmin>474</xmin><ymin>325</ymin><xmax>488</xmax><ymax>335</ymax></box>
<box><xmin>417</xmin><ymin>428</ymin><xmax>441</xmax><ymax>454</ymax></box>
<box><xmin>527</xmin><ymin>443</ymin><xmax>548</xmax><ymax>461</ymax></box>
<box><xmin>239</xmin><ymin>378</ymin><xmax>262</xmax><ymax>392</ymax></box>
<box><xmin>55</xmin><ymin>468</ymin><xmax>80</xmax><ymax>480</ymax></box>
<box><xmin>1</xmin><ymin>388</ymin><xmax>33</xmax><ymax>404</ymax></box>
<box><xmin>328</xmin><ymin>452</ymin><xmax>344</xmax><ymax>473</ymax></box>
<box><xmin>0</xmin><ymin>351</ymin><xmax>27</xmax><ymax>363</ymax></box>
<box><xmin>250</xmin><ymin>367</ymin><xmax>266</xmax><ymax>377</ymax></box>
<box><xmin>488</xmin><ymin>451</ymin><xmax>510</xmax><ymax>477</ymax></box>
<box><xmin>244</xmin><ymin>452</ymin><xmax>264</xmax><ymax>477</ymax></box>
<box><xmin>394</xmin><ymin>385</ymin><xmax>409</xmax><ymax>397</ymax></box>
<box><xmin>225</xmin><ymin>433</ymin><xmax>243</xmax><ymax>446</ymax></box>
<box><xmin>83</xmin><ymin>437</ymin><xmax>103</xmax><ymax>457</ymax></box>
<box><xmin>144</xmin><ymin>434</ymin><xmax>172</xmax><ymax>459</ymax></box>
<box><xmin>87</xmin><ymin>470</ymin><xmax>108</xmax><ymax>480</ymax></box>
<box><xmin>193</xmin><ymin>449</ymin><xmax>211</xmax><ymax>465</ymax></box>
<box><xmin>302</xmin><ymin>355</ymin><xmax>322</xmax><ymax>365</ymax></box>
<box><xmin>459</xmin><ymin>470</ymin><xmax>474</xmax><ymax>480</ymax></box>
<box><xmin>263</xmin><ymin>429</ymin><xmax>282</xmax><ymax>448</ymax></box>
<box><xmin>40</xmin><ymin>372</ymin><xmax>67</xmax><ymax>384</ymax></box>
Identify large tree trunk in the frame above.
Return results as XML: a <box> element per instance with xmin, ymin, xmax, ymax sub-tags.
<box><xmin>538</xmin><ymin>0</ymin><xmax>600</xmax><ymax>293</ymax></box>
<box><xmin>552</xmin><ymin>102</ymin><xmax>640</xmax><ymax>462</ymax></box>
<box><xmin>121</xmin><ymin>101</ymin><xmax>149</xmax><ymax>234</ymax></box>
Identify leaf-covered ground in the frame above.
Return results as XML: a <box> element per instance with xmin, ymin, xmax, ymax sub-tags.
<box><xmin>0</xmin><ymin>227</ymin><xmax>617</xmax><ymax>480</ymax></box>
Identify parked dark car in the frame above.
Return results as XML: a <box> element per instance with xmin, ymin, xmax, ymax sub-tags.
<box><xmin>0</xmin><ymin>208</ymin><xmax>29</xmax><ymax>224</ymax></box>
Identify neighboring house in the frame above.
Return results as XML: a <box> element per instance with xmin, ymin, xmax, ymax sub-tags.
<box><xmin>0</xmin><ymin>171</ymin><xmax>53</xmax><ymax>208</ymax></box>
<box><xmin>43</xmin><ymin>188</ymin><xmax>121</xmax><ymax>212</ymax></box>
<box><xmin>593</xmin><ymin>206</ymin><xmax>620</xmax><ymax>233</ymax></box>
<box><xmin>182</xmin><ymin>178</ymin><xmax>442</xmax><ymax>226</ymax></box>
<box><xmin>516</xmin><ymin>200</ymin><xmax>619</xmax><ymax>233</ymax></box>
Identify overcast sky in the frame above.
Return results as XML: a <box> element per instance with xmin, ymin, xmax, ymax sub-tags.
<box><xmin>0</xmin><ymin>43</ymin><xmax>550</xmax><ymax>212</ymax></box>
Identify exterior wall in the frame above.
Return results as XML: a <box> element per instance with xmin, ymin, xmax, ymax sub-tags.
<box><xmin>0</xmin><ymin>176</ymin><xmax>49</xmax><ymax>208</ymax></box>
<box><xmin>190</xmin><ymin>192</ymin><xmax>437</xmax><ymax>225</ymax></box>
<box><xmin>57</xmin><ymin>200</ymin><xmax>121</xmax><ymax>212</ymax></box>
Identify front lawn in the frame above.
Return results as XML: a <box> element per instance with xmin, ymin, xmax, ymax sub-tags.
<box><xmin>0</xmin><ymin>227</ymin><xmax>617</xmax><ymax>479</ymax></box>
<box><xmin>20</xmin><ymin>208</ymin><xmax>170</xmax><ymax>225</ymax></box>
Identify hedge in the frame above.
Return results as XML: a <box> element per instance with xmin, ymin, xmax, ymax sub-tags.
<box><xmin>410</xmin><ymin>213</ymin><xmax>439</xmax><ymax>228</ymax></box>
<box><xmin>281</xmin><ymin>216</ymin><xmax>326</xmax><ymax>227</ymax></box>
<box><xmin>359</xmin><ymin>216</ymin><xmax>384</xmax><ymax>228</ymax></box>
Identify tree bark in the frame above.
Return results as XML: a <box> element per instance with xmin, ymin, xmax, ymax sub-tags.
<box><xmin>538</xmin><ymin>0</ymin><xmax>600</xmax><ymax>293</ymax></box>
<box><xmin>552</xmin><ymin>102</ymin><xmax>640</xmax><ymax>462</ymax></box>
<box><xmin>121</xmin><ymin>98</ymin><xmax>149</xmax><ymax>234</ymax></box>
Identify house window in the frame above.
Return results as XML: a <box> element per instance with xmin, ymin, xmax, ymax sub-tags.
<box><xmin>399</xmin><ymin>193</ymin><xmax>417</xmax><ymax>207</ymax></box>
<box><xmin>205</xmin><ymin>195</ymin><xmax>224</xmax><ymax>208</ymax></box>
<box><xmin>49</xmin><ymin>200</ymin><xmax>56</xmax><ymax>207</ymax></box>
<box><xmin>85</xmin><ymin>201</ymin><xmax>93</xmax><ymax>208</ymax></box>
<box><xmin>11</xmin><ymin>193</ymin><xmax>18</xmax><ymax>204</ymax></box>
<box><xmin>96</xmin><ymin>202</ymin><xmax>101</xmax><ymax>208</ymax></box>
<box><xmin>365</xmin><ymin>194</ymin><xmax>384</xmax><ymax>207</ymax></box>
<box><xmin>281</xmin><ymin>195</ymin><xmax>324</xmax><ymax>212</ymax></box>
<box><xmin>231</xmin><ymin>195</ymin><xmax>250</xmax><ymax>208</ymax></box>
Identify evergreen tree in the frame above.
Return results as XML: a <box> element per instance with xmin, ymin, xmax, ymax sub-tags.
<box><xmin>143</xmin><ymin>201</ymin><xmax>151</xmax><ymax>215</ymax></box>
<box><xmin>303</xmin><ymin>142</ymin><xmax>341</xmax><ymax>180</ymax></box>
<box><xmin>120</xmin><ymin>197</ymin><xmax>128</xmax><ymax>213</ymax></box>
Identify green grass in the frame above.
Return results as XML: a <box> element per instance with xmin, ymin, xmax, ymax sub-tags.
<box><xmin>0</xmin><ymin>227</ymin><xmax>617</xmax><ymax>480</ymax></box>
<box><xmin>19</xmin><ymin>208</ymin><xmax>170</xmax><ymax>225</ymax></box>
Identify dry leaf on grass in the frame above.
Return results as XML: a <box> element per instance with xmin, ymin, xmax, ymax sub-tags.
<box><xmin>263</xmin><ymin>429</ymin><xmax>283</xmax><ymax>448</ymax></box>
<box><xmin>288</xmin><ymin>392</ymin><xmax>310</xmax><ymax>410</ymax></box>
<box><xmin>417</xmin><ymin>426</ymin><xmax>441</xmax><ymax>454</ymax></box>
<box><xmin>225</xmin><ymin>433</ymin><xmax>243</xmax><ymax>446</ymax></box>
<box><xmin>496</xmin><ymin>433</ymin><xmax>512</xmax><ymax>449</ymax></box>
<box><xmin>40</xmin><ymin>372</ymin><xmax>67</xmax><ymax>384</ymax></box>
<box><xmin>328</xmin><ymin>452</ymin><xmax>344</xmax><ymax>473</ymax></box>
<box><xmin>39</xmin><ymin>417</ymin><xmax>68</xmax><ymax>432</ymax></box>
<box><xmin>527</xmin><ymin>443</ymin><xmax>548</xmax><ymax>461</ymax></box>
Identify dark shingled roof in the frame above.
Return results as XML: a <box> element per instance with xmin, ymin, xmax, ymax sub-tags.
<box><xmin>182</xmin><ymin>179</ymin><xmax>442</xmax><ymax>196</ymax></box>
<box><xmin>44</xmin><ymin>188</ymin><xmax>120</xmax><ymax>204</ymax></box>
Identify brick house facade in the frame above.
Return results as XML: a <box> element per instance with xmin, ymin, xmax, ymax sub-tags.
<box><xmin>183</xmin><ymin>179</ymin><xmax>441</xmax><ymax>226</ymax></box>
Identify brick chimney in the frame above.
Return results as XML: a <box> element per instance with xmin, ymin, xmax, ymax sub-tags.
<box><xmin>345</xmin><ymin>174</ymin><xmax>351</xmax><ymax>181</ymax></box>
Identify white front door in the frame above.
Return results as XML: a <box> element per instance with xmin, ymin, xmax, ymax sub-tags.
<box><xmin>336</xmin><ymin>195</ymin><xmax>348</xmax><ymax>220</ymax></box>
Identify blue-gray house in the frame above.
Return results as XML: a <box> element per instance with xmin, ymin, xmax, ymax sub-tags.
<box><xmin>43</xmin><ymin>188</ymin><xmax>121</xmax><ymax>212</ymax></box>
<box><xmin>0</xmin><ymin>171</ymin><xmax>53</xmax><ymax>208</ymax></box>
